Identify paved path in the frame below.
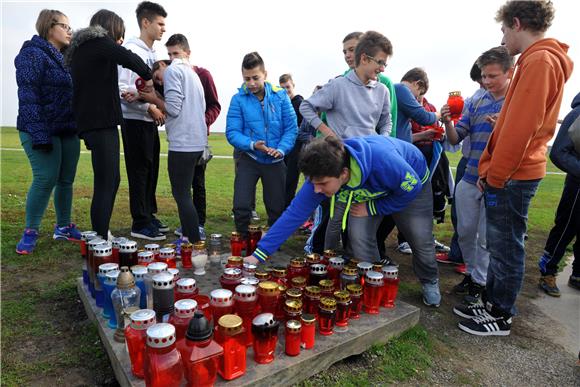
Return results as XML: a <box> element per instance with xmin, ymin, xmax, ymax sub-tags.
<box><xmin>531</xmin><ymin>257</ymin><xmax>580</xmax><ymax>357</ymax></box>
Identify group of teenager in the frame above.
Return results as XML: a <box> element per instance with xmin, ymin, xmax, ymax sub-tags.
<box><xmin>14</xmin><ymin>0</ymin><xmax>577</xmax><ymax>339</ymax></box>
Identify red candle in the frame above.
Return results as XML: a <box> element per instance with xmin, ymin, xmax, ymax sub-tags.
<box><xmin>175</xmin><ymin>278</ymin><xmax>198</xmax><ymax>301</ymax></box>
<box><xmin>169</xmin><ymin>299</ymin><xmax>197</xmax><ymax>341</ymax></box>
<box><xmin>176</xmin><ymin>310</ymin><xmax>223</xmax><ymax>387</ymax></box>
<box><xmin>287</xmin><ymin>258</ymin><xmax>308</xmax><ymax>281</ymax></box>
<box><xmin>215</xmin><ymin>315</ymin><xmax>246</xmax><ymax>380</ymax></box>
<box><xmin>210</xmin><ymin>289</ymin><xmax>234</xmax><ymax>328</ymax></box>
<box><xmin>220</xmin><ymin>267</ymin><xmax>243</xmax><ymax>293</ymax></box>
<box><xmin>144</xmin><ymin>243</ymin><xmax>160</xmax><ymax>261</ymax></box>
<box><xmin>247</xmin><ymin>225</ymin><xmax>262</xmax><ymax>255</ymax></box>
<box><xmin>233</xmin><ymin>284</ymin><xmax>259</xmax><ymax>347</ymax></box>
<box><xmin>318</xmin><ymin>279</ymin><xmax>335</xmax><ymax>299</ymax></box>
<box><xmin>317</xmin><ymin>297</ymin><xmax>337</xmax><ymax>336</ymax></box>
<box><xmin>346</xmin><ymin>284</ymin><xmax>363</xmax><ymax>319</ymax></box>
<box><xmin>125</xmin><ymin>309</ymin><xmax>156</xmax><ymax>378</ymax></box>
<box><xmin>271</xmin><ymin>266</ymin><xmax>288</xmax><ymax>287</ymax></box>
<box><xmin>138</xmin><ymin>251</ymin><xmax>154</xmax><ymax>267</ymax></box>
<box><xmin>363</xmin><ymin>271</ymin><xmax>384</xmax><ymax>315</ymax></box>
<box><xmin>230</xmin><ymin>232</ymin><xmax>245</xmax><ymax>257</ymax></box>
<box><xmin>144</xmin><ymin>323</ymin><xmax>183</xmax><ymax>387</ymax></box>
<box><xmin>304</xmin><ymin>286</ymin><xmax>321</xmax><ymax>316</ymax></box>
<box><xmin>193</xmin><ymin>294</ymin><xmax>212</xmax><ymax>322</ymax></box>
<box><xmin>284</xmin><ymin>299</ymin><xmax>303</xmax><ymax>322</ymax></box>
<box><xmin>251</xmin><ymin>313</ymin><xmax>279</xmax><ymax>364</ymax></box>
<box><xmin>257</xmin><ymin>281</ymin><xmax>280</xmax><ymax>315</ymax></box>
<box><xmin>158</xmin><ymin>247</ymin><xmax>176</xmax><ymax>269</ymax></box>
<box><xmin>180</xmin><ymin>242</ymin><xmax>193</xmax><ymax>269</ymax></box>
<box><xmin>327</xmin><ymin>257</ymin><xmax>345</xmax><ymax>289</ymax></box>
<box><xmin>334</xmin><ymin>290</ymin><xmax>351</xmax><ymax>328</ymax></box>
<box><xmin>381</xmin><ymin>265</ymin><xmax>400</xmax><ymax>308</ymax></box>
<box><xmin>447</xmin><ymin>91</ymin><xmax>464</xmax><ymax>123</ymax></box>
<box><xmin>300</xmin><ymin>314</ymin><xmax>316</xmax><ymax>349</ymax></box>
<box><xmin>285</xmin><ymin>320</ymin><xmax>302</xmax><ymax>356</ymax></box>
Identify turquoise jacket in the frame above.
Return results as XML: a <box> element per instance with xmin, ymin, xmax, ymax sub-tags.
<box><xmin>226</xmin><ymin>81</ymin><xmax>298</xmax><ymax>164</ymax></box>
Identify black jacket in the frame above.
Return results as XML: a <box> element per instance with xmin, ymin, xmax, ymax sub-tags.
<box><xmin>65</xmin><ymin>26</ymin><xmax>151</xmax><ymax>134</ymax></box>
<box><xmin>550</xmin><ymin>92</ymin><xmax>580</xmax><ymax>183</ymax></box>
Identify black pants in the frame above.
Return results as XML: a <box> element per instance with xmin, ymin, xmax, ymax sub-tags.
<box><xmin>284</xmin><ymin>140</ymin><xmax>304</xmax><ymax>208</ymax></box>
<box><xmin>233</xmin><ymin>154</ymin><xmax>286</xmax><ymax>235</ymax></box>
<box><xmin>168</xmin><ymin>151</ymin><xmax>203</xmax><ymax>242</ymax></box>
<box><xmin>310</xmin><ymin>198</ymin><xmax>331</xmax><ymax>254</ymax></box>
<box><xmin>82</xmin><ymin>127</ymin><xmax>120</xmax><ymax>238</ymax></box>
<box><xmin>192</xmin><ymin>163</ymin><xmax>206</xmax><ymax>226</ymax></box>
<box><xmin>376</xmin><ymin>216</ymin><xmax>406</xmax><ymax>258</ymax></box>
<box><xmin>541</xmin><ymin>175</ymin><xmax>580</xmax><ymax>276</ymax></box>
<box><xmin>121</xmin><ymin>119</ymin><xmax>160</xmax><ymax>230</ymax></box>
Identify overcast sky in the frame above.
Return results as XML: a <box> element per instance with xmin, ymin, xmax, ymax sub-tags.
<box><xmin>2</xmin><ymin>0</ymin><xmax>578</xmax><ymax>133</ymax></box>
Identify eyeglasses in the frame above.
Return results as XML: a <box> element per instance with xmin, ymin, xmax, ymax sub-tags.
<box><xmin>54</xmin><ymin>22</ymin><xmax>72</xmax><ymax>33</ymax></box>
<box><xmin>366</xmin><ymin>55</ymin><xmax>388</xmax><ymax>68</ymax></box>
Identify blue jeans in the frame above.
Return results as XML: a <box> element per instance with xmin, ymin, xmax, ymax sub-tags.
<box><xmin>485</xmin><ymin>179</ymin><xmax>540</xmax><ymax>316</ymax></box>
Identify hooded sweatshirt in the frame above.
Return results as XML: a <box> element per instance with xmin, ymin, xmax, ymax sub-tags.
<box><xmin>118</xmin><ymin>37</ymin><xmax>157</xmax><ymax>121</ymax></box>
<box><xmin>478</xmin><ymin>38</ymin><xmax>574</xmax><ymax>188</ymax></box>
<box><xmin>164</xmin><ymin>58</ymin><xmax>208</xmax><ymax>152</ymax></box>
<box><xmin>300</xmin><ymin>70</ymin><xmax>392</xmax><ymax>139</ymax></box>
<box><xmin>252</xmin><ymin>135</ymin><xmax>428</xmax><ymax>262</ymax></box>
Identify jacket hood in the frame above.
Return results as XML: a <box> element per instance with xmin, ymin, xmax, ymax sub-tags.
<box><xmin>343</xmin><ymin>138</ymin><xmax>372</xmax><ymax>189</ymax></box>
<box><xmin>20</xmin><ymin>35</ymin><xmax>65</xmax><ymax>65</ymax></box>
<box><xmin>572</xmin><ymin>92</ymin><xmax>580</xmax><ymax>109</ymax></box>
<box><xmin>518</xmin><ymin>38</ymin><xmax>573</xmax><ymax>81</ymax></box>
<box><xmin>124</xmin><ymin>36</ymin><xmax>153</xmax><ymax>51</ymax></box>
<box><xmin>64</xmin><ymin>25</ymin><xmax>108</xmax><ymax>65</ymax></box>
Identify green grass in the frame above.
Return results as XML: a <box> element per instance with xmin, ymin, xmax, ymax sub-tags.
<box><xmin>0</xmin><ymin>126</ymin><xmax>568</xmax><ymax>385</ymax></box>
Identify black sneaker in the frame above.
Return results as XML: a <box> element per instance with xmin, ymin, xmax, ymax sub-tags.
<box><xmin>453</xmin><ymin>300</ymin><xmax>487</xmax><ymax>319</ymax></box>
<box><xmin>458</xmin><ymin>312</ymin><xmax>511</xmax><ymax>336</ymax></box>
<box><xmin>152</xmin><ymin>218</ymin><xmax>170</xmax><ymax>233</ymax></box>
<box><xmin>380</xmin><ymin>256</ymin><xmax>398</xmax><ymax>267</ymax></box>
<box><xmin>569</xmin><ymin>275</ymin><xmax>580</xmax><ymax>290</ymax></box>
<box><xmin>131</xmin><ymin>225</ymin><xmax>166</xmax><ymax>241</ymax></box>
<box><xmin>463</xmin><ymin>282</ymin><xmax>486</xmax><ymax>304</ymax></box>
<box><xmin>452</xmin><ymin>275</ymin><xmax>473</xmax><ymax>295</ymax></box>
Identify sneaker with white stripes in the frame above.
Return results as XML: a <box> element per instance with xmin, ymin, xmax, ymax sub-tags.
<box><xmin>458</xmin><ymin>312</ymin><xmax>512</xmax><ymax>336</ymax></box>
<box><xmin>452</xmin><ymin>300</ymin><xmax>487</xmax><ymax>319</ymax></box>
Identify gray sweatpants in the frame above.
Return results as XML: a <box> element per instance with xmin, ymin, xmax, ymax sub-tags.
<box><xmin>455</xmin><ymin>179</ymin><xmax>489</xmax><ymax>286</ymax></box>
<box><xmin>341</xmin><ymin>184</ymin><xmax>438</xmax><ymax>284</ymax></box>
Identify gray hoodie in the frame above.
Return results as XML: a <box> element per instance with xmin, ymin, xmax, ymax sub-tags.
<box><xmin>300</xmin><ymin>70</ymin><xmax>391</xmax><ymax>139</ymax></box>
<box><xmin>164</xmin><ymin>58</ymin><xmax>207</xmax><ymax>152</ymax></box>
<box><xmin>118</xmin><ymin>37</ymin><xmax>157</xmax><ymax>121</ymax></box>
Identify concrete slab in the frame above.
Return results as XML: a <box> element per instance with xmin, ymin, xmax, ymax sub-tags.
<box><xmin>531</xmin><ymin>256</ymin><xmax>580</xmax><ymax>357</ymax></box>
<box><xmin>77</xmin><ymin>253</ymin><xmax>420</xmax><ymax>387</ymax></box>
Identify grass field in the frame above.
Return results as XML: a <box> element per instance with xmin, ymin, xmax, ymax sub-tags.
<box><xmin>0</xmin><ymin>126</ymin><xmax>569</xmax><ymax>386</ymax></box>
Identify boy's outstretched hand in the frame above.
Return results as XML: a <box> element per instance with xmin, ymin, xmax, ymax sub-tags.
<box><xmin>244</xmin><ymin>255</ymin><xmax>260</xmax><ymax>265</ymax></box>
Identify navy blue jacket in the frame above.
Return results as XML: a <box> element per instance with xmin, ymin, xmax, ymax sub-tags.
<box><xmin>550</xmin><ymin>92</ymin><xmax>580</xmax><ymax>181</ymax></box>
<box><xmin>15</xmin><ymin>35</ymin><xmax>75</xmax><ymax>145</ymax></box>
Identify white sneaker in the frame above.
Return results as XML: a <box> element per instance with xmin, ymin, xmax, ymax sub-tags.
<box><xmin>397</xmin><ymin>242</ymin><xmax>412</xmax><ymax>255</ymax></box>
<box><xmin>251</xmin><ymin>210</ymin><xmax>260</xmax><ymax>221</ymax></box>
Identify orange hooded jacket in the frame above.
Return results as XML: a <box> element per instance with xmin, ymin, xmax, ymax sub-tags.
<box><xmin>478</xmin><ymin>38</ymin><xmax>574</xmax><ymax>188</ymax></box>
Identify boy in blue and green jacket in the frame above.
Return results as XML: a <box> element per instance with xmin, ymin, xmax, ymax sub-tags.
<box><xmin>226</xmin><ymin>52</ymin><xmax>297</xmax><ymax>235</ymax></box>
<box><xmin>245</xmin><ymin>135</ymin><xmax>441</xmax><ymax>306</ymax></box>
